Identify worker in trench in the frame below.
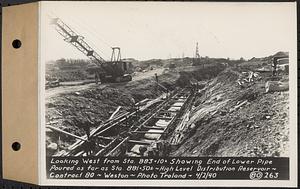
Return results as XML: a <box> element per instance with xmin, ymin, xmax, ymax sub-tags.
<box><xmin>272</xmin><ymin>57</ymin><xmax>278</xmax><ymax>76</ymax></box>
<box><xmin>73</xmin><ymin>111</ymin><xmax>99</xmax><ymax>155</ymax></box>
<box><xmin>142</xmin><ymin>140</ymin><xmax>171</xmax><ymax>157</ymax></box>
<box><xmin>94</xmin><ymin>71</ymin><xmax>101</xmax><ymax>84</ymax></box>
<box><xmin>83</xmin><ymin>136</ymin><xmax>97</xmax><ymax>156</ymax></box>
<box><xmin>159</xmin><ymin>140</ymin><xmax>172</xmax><ymax>156</ymax></box>
<box><xmin>155</xmin><ymin>73</ymin><xmax>159</xmax><ymax>93</ymax></box>
<box><xmin>139</xmin><ymin>146</ymin><xmax>148</xmax><ymax>156</ymax></box>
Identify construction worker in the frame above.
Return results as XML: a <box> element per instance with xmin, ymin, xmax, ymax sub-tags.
<box><xmin>155</xmin><ymin>73</ymin><xmax>158</xmax><ymax>83</ymax></box>
<box><xmin>139</xmin><ymin>146</ymin><xmax>147</xmax><ymax>156</ymax></box>
<box><xmin>156</xmin><ymin>140</ymin><xmax>165</xmax><ymax>156</ymax></box>
<box><xmin>95</xmin><ymin>73</ymin><xmax>98</xmax><ymax>84</ymax></box>
<box><xmin>147</xmin><ymin>149</ymin><xmax>155</xmax><ymax>156</ymax></box>
<box><xmin>84</xmin><ymin>137</ymin><xmax>97</xmax><ymax>156</ymax></box>
<box><xmin>155</xmin><ymin>73</ymin><xmax>159</xmax><ymax>92</ymax></box>
<box><xmin>74</xmin><ymin>110</ymin><xmax>98</xmax><ymax>155</ymax></box>
<box><xmin>81</xmin><ymin>117</ymin><xmax>94</xmax><ymax>141</ymax></box>
<box><xmin>152</xmin><ymin>148</ymin><xmax>159</xmax><ymax>156</ymax></box>
<box><xmin>272</xmin><ymin>57</ymin><xmax>278</xmax><ymax>76</ymax></box>
<box><xmin>119</xmin><ymin>143</ymin><xmax>127</xmax><ymax>156</ymax></box>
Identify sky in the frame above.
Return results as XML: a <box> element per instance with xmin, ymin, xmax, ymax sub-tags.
<box><xmin>40</xmin><ymin>1</ymin><xmax>296</xmax><ymax>61</ymax></box>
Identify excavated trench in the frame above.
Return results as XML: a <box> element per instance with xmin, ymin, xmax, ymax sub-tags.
<box><xmin>46</xmin><ymin>64</ymin><xmax>227</xmax><ymax>156</ymax></box>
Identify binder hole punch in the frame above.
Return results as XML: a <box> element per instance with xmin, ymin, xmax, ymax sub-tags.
<box><xmin>11</xmin><ymin>142</ymin><xmax>21</xmax><ymax>151</ymax></box>
<box><xmin>12</xmin><ymin>39</ymin><xmax>22</xmax><ymax>49</ymax></box>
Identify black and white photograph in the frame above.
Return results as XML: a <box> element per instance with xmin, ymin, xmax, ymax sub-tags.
<box><xmin>39</xmin><ymin>1</ymin><xmax>297</xmax><ymax>186</ymax></box>
<box><xmin>44</xmin><ymin>2</ymin><xmax>294</xmax><ymax>158</ymax></box>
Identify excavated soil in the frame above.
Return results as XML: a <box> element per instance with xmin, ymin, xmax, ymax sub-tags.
<box><xmin>46</xmin><ymin>70</ymin><xmax>179</xmax><ymax>150</ymax></box>
<box><xmin>172</xmin><ymin>68</ymin><xmax>289</xmax><ymax>157</ymax></box>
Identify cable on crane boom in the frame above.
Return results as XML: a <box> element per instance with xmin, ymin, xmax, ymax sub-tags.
<box><xmin>61</xmin><ymin>15</ymin><xmax>112</xmax><ymax>59</ymax></box>
<box><xmin>50</xmin><ymin>18</ymin><xmax>106</xmax><ymax>67</ymax></box>
<box><xmin>49</xmin><ymin>17</ymin><xmax>132</xmax><ymax>84</ymax></box>
<box><xmin>68</xmin><ymin>16</ymin><xmax>113</xmax><ymax>50</ymax></box>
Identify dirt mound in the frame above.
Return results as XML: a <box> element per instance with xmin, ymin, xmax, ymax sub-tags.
<box><xmin>122</xmin><ymin>78</ymin><xmax>163</xmax><ymax>101</ymax></box>
<box><xmin>46</xmin><ymin>87</ymin><xmax>135</xmax><ymax>139</ymax></box>
<box><xmin>46</xmin><ymin>86</ymin><xmax>137</xmax><ymax>154</ymax></box>
<box><xmin>46</xmin><ymin>59</ymin><xmax>92</xmax><ymax>82</ymax></box>
<box><xmin>47</xmin><ymin>70</ymin><xmax>88</xmax><ymax>82</ymax></box>
<box><xmin>210</xmin><ymin>69</ymin><xmax>240</xmax><ymax>84</ymax></box>
<box><xmin>176</xmin><ymin>63</ymin><xmax>226</xmax><ymax>87</ymax></box>
<box><xmin>172</xmin><ymin>68</ymin><xmax>289</xmax><ymax>157</ymax></box>
<box><xmin>273</xmin><ymin>51</ymin><xmax>288</xmax><ymax>57</ymax></box>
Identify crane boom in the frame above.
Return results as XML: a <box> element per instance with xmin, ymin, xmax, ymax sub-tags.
<box><xmin>50</xmin><ymin>18</ymin><xmax>106</xmax><ymax>66</ymax></box>
<box><xmin>49</xmin><ymin>17</ymin><xmax>132</xmax><ymax>84</ymax></box>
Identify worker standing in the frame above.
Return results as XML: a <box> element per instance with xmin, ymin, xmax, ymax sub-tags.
<box><xmin>272</xmin><ymin>57</ymin><xmax>278</xmax><ymax>76</ymax></box>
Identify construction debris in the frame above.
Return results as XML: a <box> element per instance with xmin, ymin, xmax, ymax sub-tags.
<box><xmin>237</xmin><ymin>71</ymin><xmax>262</xmax><ymax>88</ymax></box>
<box><xmin>265</xmin><ymin>81</ymin><xmax>289</xmax><ymax>93</ymax></box>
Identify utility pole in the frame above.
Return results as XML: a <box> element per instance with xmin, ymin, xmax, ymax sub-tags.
<box><xmin>195</xmin><ymin>42</ymin><xmax>200</xmax><ymax>59</ymax></box>
<box><xmin>194</xmin><ymin>42</ymin><xmax>203</xmax><ymax>68</ymax></box>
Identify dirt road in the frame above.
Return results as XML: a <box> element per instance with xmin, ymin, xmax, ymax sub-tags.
<box><xmin>45</xmin><ymin>68</ymin><xmax>165</xmax><ymax>99</ymax></box>
<box><xmin>46</xmin><ymin>83</ymin><xmax>107</xmax><ymax>99</ymax></box>
<box><xmin>132</xmin><ymin>68</ymin><xmax>165</xmax><ymax>81</ymax></box>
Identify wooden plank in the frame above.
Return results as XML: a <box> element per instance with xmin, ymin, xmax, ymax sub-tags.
<box><xmin>109</xmin><ymin>106</ymin><xmax>122</xmax><ymax>120</ymax></box>
<box><xmin>128</xmin><ymin>140</ymin><xmax>151</xmax><ymax>145</ymax></box>
<box><xmin>142</xmin><ymin>126</ymin><xmax>165</xmax><ymax>130</ymax></box>
<box><xmin>153</xmin><ymin>116</ymin><xmax>174</xmax><ymax>120</ymax></box>
<box><xmin>105</xmin><ymin>137</ymin><xmax>129</xmax><ymax>157</ymax></box>
<box><xmin>97</xmin><ymin>136</ymin><xmax>114</xmax><ymax>140</ymax></box>
<box><xmin>46</xmin><ymin>125</ymin><xmax>87</xmax><ymax>141</ymax></box>
<box><xmin>132</xmin><ymin>131</ymin><xmax>164</xmax><ymax>134</ymax></box>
